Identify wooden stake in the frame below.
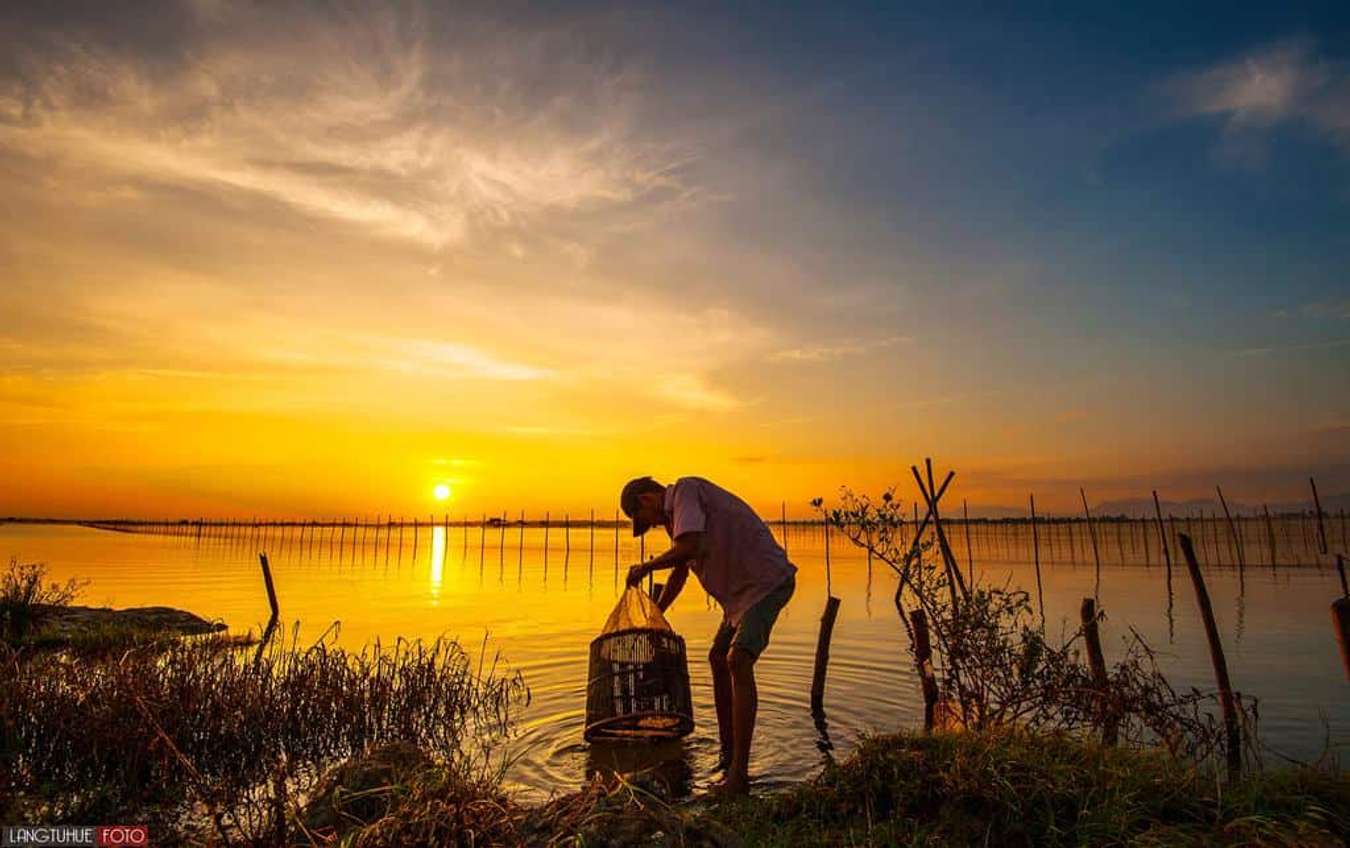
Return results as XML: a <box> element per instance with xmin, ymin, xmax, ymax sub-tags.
<box><xmin>1178</xmin><ymin>533</ymin><xmax>1241</xmax><ymax>781</ymax></box>
<box><xmin>255</xmin><ymin>553</ymin><xmax>280</xmax><ymax>663</ymax></box>
<box><xmin>810</xmin><ymin>596</ymin><xmax>842</xmax><ymax>718</ymax></box>
<box><xmin>1333</xmin><ymin>556</ymin><xmax>1350</xmax><ymax>682</ymax></box>
<box><xmin>911</xmin><ymin>607</ymin><xmax>938</xmax><ymax>732</ymax></box>
<box><xmin>1080</xmin><ymin>598</ymin><xmax>1117</xmax><ymax>745</ymax></box>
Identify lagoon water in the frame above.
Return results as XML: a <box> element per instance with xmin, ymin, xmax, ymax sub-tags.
<box><xmin>4</xmin><ymin>518</ymin><xmax>1347</xmax><ymax>801</ymax></box>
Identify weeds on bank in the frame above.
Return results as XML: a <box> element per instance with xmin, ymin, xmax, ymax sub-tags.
<box><xmin>0</xmin><ymin>628</ymin><xmax>529</xmax><ymax>845</ymax></box>
<box><xmin>0</xmin><ymin>559</ymin><xmax>85</xmax><ymax>643</ymax></box>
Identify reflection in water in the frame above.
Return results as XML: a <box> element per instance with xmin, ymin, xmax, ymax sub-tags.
<box><xmin>430</xmin><ymin>526</ymin><xmax>445</xmax><ymax>604</ymax></box>
<box><xmin>585</xmin><ymin>739</ymin><xmax>694</xmax><ymax>798</ymax></box>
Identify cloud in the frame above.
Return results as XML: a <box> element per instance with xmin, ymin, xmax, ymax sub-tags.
<box><xmin>0</xmin><ymin>2</ymin><xmax>694</xmax><ymax>250</ymax></box>
<box><xmin>655</xmin><ymin>373</ymin><xmax>742</xmax><ymax>412</ymax></box>
<box><xmin>1230</xmin><ymin>337</ymin><xmax>1350</xmax><ymax>358</ymax></box>
<box><xmin>769</xmin><ymin>334</ymin><xmax>909</xmax><ymax>363</ymax></box>
<box><xmin>1165</xmin><ymin>40</ymin><xmax>1350</xmax><ymax>160</ymax></box>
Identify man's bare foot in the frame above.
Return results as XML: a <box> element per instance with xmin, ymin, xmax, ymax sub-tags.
<box><xmin>712</xmin><ymin>749</ymin><xmax>733</xmax><ymax>774</ymax></box>
<box><xmin>708</xmin><ymin>771</ymin><xmax>749</xmax><ymax>799</ymax></box>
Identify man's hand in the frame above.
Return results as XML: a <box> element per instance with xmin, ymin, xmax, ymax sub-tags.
<box><xmin>625</xmin><ymin>563</ymin><xmax>649</xmax><ymax>588</ymax></box>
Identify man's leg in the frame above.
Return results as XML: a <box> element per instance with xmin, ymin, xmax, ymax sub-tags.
<box><xmin>709</xmin><ymin>626</ymin><xmax>735</xmax><ymax>768</ymax></box>
<box><xmin>725</xmin><ymin>646</ymin><xmax>758</xmax><ymax>794</ymax></box>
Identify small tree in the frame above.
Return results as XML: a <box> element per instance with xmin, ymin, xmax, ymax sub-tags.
<box><xmin>818</xmin><ymin>486</ymin><xmax>1256</xmax><ymax>764</ymax></box>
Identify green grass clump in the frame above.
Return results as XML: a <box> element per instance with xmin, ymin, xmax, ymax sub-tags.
<box><xmin>713</xmin><ymin>730</ymin><xmax>1348</xmax><ymax>847</ymax></box>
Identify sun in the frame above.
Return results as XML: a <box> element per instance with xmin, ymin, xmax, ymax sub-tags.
<box><xmin>433</xmin><ymin>483</ymin><xmax>451</xmax><ymax>501</ymax></box>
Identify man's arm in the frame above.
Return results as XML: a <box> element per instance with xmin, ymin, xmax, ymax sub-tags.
<box><xmin>656</xmin><ymin>563</ymin><xmax>689</xmax><ymax>611</ymax></box>
<box><xmin>626</xmin><ymin>531</ymin><xmax>703</xmax><ymax>587</ymax></box>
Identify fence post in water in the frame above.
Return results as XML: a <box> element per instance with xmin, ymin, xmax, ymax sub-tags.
<box><xmin>1311</xmin><ymin>477</ymin><xmax>1329</xmax><ymax>556</ymax></box>
<box><xmin>911</xmin><ymin>607</ymin><xmax>938</xmax><ymax>732</ymax></box>
<box><xmin>1080</xmin><ymin>489</ymin><xmax>1102</xmax><ymax>600</ymax></box>
<box><xmin>1080</xmin><ymin>598</ymin><xmax>1117</xmax><ymax>745</ymax></box>
<box><xmin>255</xmin><ymin>553</ymin><xmax>280</xmax><ymax>663</ymax></box>
<box><xmin>1030</xmin><ymin>494</ymin><xmax>1045</xmax><ymax>629</ymax></box>
<box><xmin>810</xmin><ymin>596</ymin><xmax>842</xmax><ymax>719</ymax></box>
<box><xmin>963</xmin><ymin>499</ymin><xmax>974</xmax><ymax>586</ymax></box>
<box><xmin>1333</xmin><ymin>556</ymin><xmax>1350</xmax><ymax>682</ymax></box>
<box><xmin>823</xmin><ymin>514</ymin><xmax>834</xmax><ymax>595</ymax></box>
<box><xmin>543</xmin><ymin>511</ymin><xmax>550</xmax><ymax>573</ymax></box>
<box><xmin>781</xmin><ymin>501</ymin><xmax>788</xmax><ymax>554</ymax></box>
<box><xmin>1263</xmin><ymin>505</ymin><xmax>1277</xmax><ymax>569</ymax></box>
<box><xmin>1217</xmin><ymin>486</ymin><xmax>1245</xmax><ymax>583</ymax></box>
<box><xmin>589</xmin><ymin>508</ymin><xmax>595</xmax><ymax>578</ymax></box>
<box><xmin>1178</xmin><ymin>533</ymin><xmax>1241</xmax><ymax>781</ymax></box>
<box><xmin>1152</xmin><ymin>491</ymin><xmax>1172</xmax><ymax>585</ymax></box>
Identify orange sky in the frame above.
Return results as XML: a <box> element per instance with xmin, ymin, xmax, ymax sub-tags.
<box><xmin>2</xmin><ymin>3</ymin><xmax>1347</xmax><ymax>520</ymax></box>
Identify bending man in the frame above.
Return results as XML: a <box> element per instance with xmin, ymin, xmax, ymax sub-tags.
<box><xmin>621</xmin><ymin>475</ymin><xmax>796</xmax><ymax>796</ymax></box>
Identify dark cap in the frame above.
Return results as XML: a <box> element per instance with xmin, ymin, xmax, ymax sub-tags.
<box><xmin>619</xmin><ymin>476</ymin><xmax>664</xmax><ymax>537</ymax></box>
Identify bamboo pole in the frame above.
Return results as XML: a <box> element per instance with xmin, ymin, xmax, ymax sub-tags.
<box><xmin>1263</xmin><ymin>504</ymin><xmax>1277</xmax><ymax>569</ymax></box>
<box><xmin>914</xmin><ymin>461</ymin><xmax>968</xmax><ymax>604</ymax></box>
<box><xmin>823</xmin><ymin>514</ymin><xmax>832</xmax><ymax>596</ymax></box>
<box><xmin>1080</xmin><ymin>489</ymin><xmax>1102</xmax><ymax>600</ymax></box>
<box><xmin>963</xmin><ymin>499</ymin><xmax>974</xmax><ymax>585</ymax></box>
<box><xmin>1177</xmin><ymin>533</ymin><xmax>1242</xmax><ymax>781</ymax></box>
<box><xmin>1311</xmin><ymin>477</ymin><xmax>1329</xmax><ymax>556</ymax></box>
<box><xmin>1080</xmin><ymin>598</ymin><xmax>1117</xmax><ymax>745</ymax></box>
<box><xmin>1217</xmin><ymin>486</ymin><xmax>1245</xmax><ymax>579</ymax></box>
<box><xmin>1030</xmin><ymin>494</ymin><xmax>1045</xmax><ymax>629</ymax></box>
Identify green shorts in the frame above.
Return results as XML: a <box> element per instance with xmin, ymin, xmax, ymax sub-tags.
<box><xmin>712</xmin><ymin>574</ymin><xmax>795</xmax><ymax>660</ymax></box>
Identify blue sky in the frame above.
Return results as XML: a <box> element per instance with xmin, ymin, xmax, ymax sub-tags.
<box><xmin>1</xmin><ymin>1</ymin><xmax>1347</xmax><ymax>516</ymax></box>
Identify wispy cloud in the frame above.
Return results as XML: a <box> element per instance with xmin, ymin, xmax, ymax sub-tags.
<box><xmin>769</xmin><ymin>334</ymin><xmax>909</xmax><ymax>363</ymax></box>
<box><xmin>1165</xmin><ymin>40</ymin><xmax>1350</xmax><ymax>162</ymax></box>
<box><xmin>1231</xmin><ymin>337</ymin><xmax>1350</xmax><ymax>357</ymax></box>
<box><xmin>656</xmin><ymin>373</ymin><xmax>743</xmax><ymax>412</ymax></box>
<box><xmin>0</xmin><ymin>2</ymin><xmax>693</xmax><ymax>249</ymax></box>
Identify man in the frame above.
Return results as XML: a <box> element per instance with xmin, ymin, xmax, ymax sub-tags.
<box><xmin>621</xmin><ymin>475</ymin><xmax>796</xmax><ymax>796</ymax></box>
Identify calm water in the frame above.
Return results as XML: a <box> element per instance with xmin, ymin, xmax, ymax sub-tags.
<box><xmin>4</xmin><ymin>518</ymin><xmax>1347</xmax><ymax>801</ymax></box>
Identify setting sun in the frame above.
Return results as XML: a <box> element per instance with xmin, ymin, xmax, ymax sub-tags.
<box><xmin>433</xmin><ymin>484</ymin><xmax>451</xmax><ymax>502</ymax></box>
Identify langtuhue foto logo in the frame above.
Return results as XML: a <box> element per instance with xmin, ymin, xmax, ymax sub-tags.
<box><xmin>1</xmin><ymin>826</ymin><xmax>148</xmax><ymax>846</ymax></box>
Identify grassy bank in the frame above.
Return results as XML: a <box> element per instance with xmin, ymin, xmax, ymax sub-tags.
<box><xmin>5</xmin><ymin>642</ymin><xmax>1346</xmax><ymax>847</ymax></box>
<box><xmin>305</xmin><ymin>729</ymin><xmax>1346</xmax><ymax>847</ymax></box>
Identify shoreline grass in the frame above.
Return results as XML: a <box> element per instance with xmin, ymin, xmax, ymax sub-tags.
<box><xmin>316</xmin><ymin>729</ymin><xmax>1347</xmax><ymax>847</ymax></box>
